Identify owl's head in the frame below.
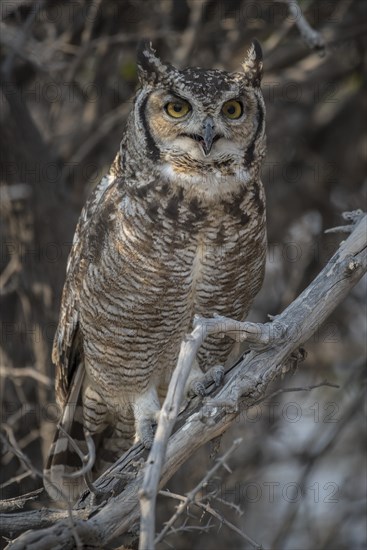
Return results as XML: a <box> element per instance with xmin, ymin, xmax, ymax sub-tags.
<box><xmin>126</xmin><ymin>42</ymin><xmax>265</xmax><ymax>194</ymax></box>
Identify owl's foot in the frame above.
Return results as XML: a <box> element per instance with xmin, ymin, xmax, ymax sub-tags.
<box><xmin>132</xmin><ymin>389</ymin><xmax>160</xmax><ymax>449</ymax></box>
<box><xmin>210</xmin><ymin>365</ymin><xmax>225</xmax><ymax>386</ymax></box>
<box><xmin>189</xmin><ymin>365</ymin><xmax>225</xmax><ymax>397</ymax></box>
<box><xmin>136</xmin><ymin>418</ymin><xmax>156</xmax><ymax>449</ymax></box>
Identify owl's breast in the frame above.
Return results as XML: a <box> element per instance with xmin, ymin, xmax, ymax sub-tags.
<box><xmin>190</xmin><ymin>210</ymin><xmax>266</xmax><ymax>315</ymax></box>
<box><xmin>79</xmin><ymin>181</ymin><xmax>266</xmax><ymax>392</ymax></box>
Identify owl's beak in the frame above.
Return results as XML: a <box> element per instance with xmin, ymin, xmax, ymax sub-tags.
<box><xmin>184</xmin><ymin>117</ymin><xmax>220</xmax><ymax>157</ymax></box>
<box><xmin>201</xmin><ymin>117</ymin><xmax>216</xmax><ymax>156</ymax></box>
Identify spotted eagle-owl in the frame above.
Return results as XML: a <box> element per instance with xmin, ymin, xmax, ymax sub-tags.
<box><xmin>44</xmin><ymin>41</ymin><xmax>267</xmax><ymax>501</ymax></box>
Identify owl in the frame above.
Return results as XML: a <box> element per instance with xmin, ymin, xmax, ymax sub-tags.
<box><xmin>44</xmin><ymin>41</ymin><xmax>267</xmax><ymax>502</ymax></box>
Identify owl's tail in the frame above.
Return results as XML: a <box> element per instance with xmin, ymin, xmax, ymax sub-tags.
<box><xmin>43</xmin><ymin>364</ymin><xmax>88</xmax><ymax>503</ymax></box>
<box><xmin>44</xmin><ymin>366</ymin><xmax>136</xmax><ymax>503</ymax></box>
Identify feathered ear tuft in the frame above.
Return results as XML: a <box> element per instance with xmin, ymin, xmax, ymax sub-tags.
<box><xmin>136</xmin><ymin>41</ymin><xmax>176</xmax><ymax>85</ymax></box>
<box><xmin>242</xmin><ymin>39</ymin><xmax>263</xmax><ymax>86</ymax></box>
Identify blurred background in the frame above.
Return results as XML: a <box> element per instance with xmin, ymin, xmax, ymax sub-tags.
<box><xmin>0</xmin><ymin>1</ymin><xmax>366</xmax><ymax>548</ymax></box>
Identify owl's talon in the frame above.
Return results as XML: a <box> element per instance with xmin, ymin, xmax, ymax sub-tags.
<box><xmin>190</xmin><ymin>380</ymin><xmax>207</xmax><ymax>397</ymax></box>
<box><xmin>189</xmin><ymin>365</ymin><xmax>225</xmax><ymax>397</ymax></box>
<box><xmin>137</xmin><ymin>420</ymin><xmax>155</xmax><ymax>449</ymax></box>
<box><xmin>212</xmin><ymin>365</ymin><xmax>224</xmax><ymax>386</ymax></box>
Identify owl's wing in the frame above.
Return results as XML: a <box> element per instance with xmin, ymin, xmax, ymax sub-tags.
<box><xmin>52</xmin><ymin>152</ymin><xmax>122</xmax><ymax>407</ymax></box>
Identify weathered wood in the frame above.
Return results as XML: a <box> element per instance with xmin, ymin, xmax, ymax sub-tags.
<box><xmin>2</xmin><ymin>214</ymin><xmax>366</xmax><ymax>549</ymax></box>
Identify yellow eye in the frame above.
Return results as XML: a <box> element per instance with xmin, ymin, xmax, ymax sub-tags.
<box><xmin>165</xmin><ymin>100</ymin><xmax>191</xmax><ymax>118</ymax></box>
<box><xmin>222</xmin><ymin>100</ymin><xmax>243</xmax><ymax>120</ymax></box>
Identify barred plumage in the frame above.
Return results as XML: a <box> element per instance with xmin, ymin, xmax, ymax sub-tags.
<box><xmin>44</xmin><ymin>41</ymin><xmax>267</xmax><ymax>501</ymax></box>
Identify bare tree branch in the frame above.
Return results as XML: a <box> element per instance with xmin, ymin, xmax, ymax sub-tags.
<box><xmin>280</xmin><ymin>0</ymin><xmax>326</xmax><ymax>53</ymax></box>
<box><xmin>0</xmin><ymin>489</ymin><xmax>44</xmax><ymax>512</ymax></box>
<box><xmin>139</xmin><ymin>316</ymin><xmax>270</xmax><ymax>550</ymax></box>
<box><xmin>1</xmin><ymin>213</ymin><xmax>365</xmax><ymax>548</ymax></box>
<box><xmin>0</xmin><ymin>366</ymin><xmax>51</xmax><ymax>387</ymax></box>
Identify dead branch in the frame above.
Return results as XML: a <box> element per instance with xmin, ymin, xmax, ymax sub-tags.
<box><xmin>0</xmin><ymin>18</ymin><xmax>65</xmax><ymax>72</ymax></box>
<box><xmin>2</xmin><ymin>212</ymin><xmax>366</xmax><ymax>549</ymax></box>
<box><xmin>0</xmin><ymin>366</ymin><xmax>51</xmax><ymax>387</ymax></box>
<box><xmin>139</xmin><ymin>316</ymin><xmax>270</xmax><ymax>550</ymax></box>
<box><xmin>0</xmin><ymin>508</ymin><xmax>88</xmax><ymax>534</ymax></box>
<box><xmin>281</xmin><ymin>0</ymin><xmax>326</xmax><ymax>53</ymax></box>
<box><xmin>0</xmin><ymin>489</ymin><xmax>44</xmax><ymax>512</ymax></box>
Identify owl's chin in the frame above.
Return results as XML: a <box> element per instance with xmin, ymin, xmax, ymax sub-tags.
<box><xmin>181</xmin><ymin>133</ymin><xmax>222</xmax><ymax>157</ymax></box>
<box><xmin>167</xmin><ymin>135</ymin><xmax>223</xmax><ymax>161</ymax></box>
<box><xmin>165</xmin><ymin>135</ymin><xmax>244</xmax><ymax>165</ymax></box>
<box><xmin>160</xmin><ymin>160</ymin><xmax>250</xmax><ymax>199</ymax></box>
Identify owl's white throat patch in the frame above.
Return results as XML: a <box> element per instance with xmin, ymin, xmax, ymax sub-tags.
<box><xmin>159</xmin><ymin>134</ymin><xmax>250</xmax><ymax>197</ymax></box>
<box><xmin>161</xmin><ymin>160</ymin><xmax>250</xmax><ymax>198</ymax></box>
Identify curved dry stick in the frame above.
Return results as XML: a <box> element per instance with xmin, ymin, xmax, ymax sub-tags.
<box><xmin>3</xmin><ymin>214</ymin><xmax>366</xmax><ymax>549</ymax></box>
<box><xmin>139</xmin><ymin>317</ymin><xmax>274</xmax><ymax>550</ymax></box>
<box><xmin>138</xmin><ymin>213</ymin><xmax>366</xmax><ymax>550</ymax></box>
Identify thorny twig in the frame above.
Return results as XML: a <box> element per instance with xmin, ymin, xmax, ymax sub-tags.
<box><xmin>159</xmin><ymin>490</ymin><xmax>263</xmax><ymax>550</ymax></box>
<box><xmin>251</xmin><ymin>380</ymin><xmax>340</xmax><ymax>408</ymax></box>
<box><xmin>198</xmin><ymin>501</ymin><xmax>262</xmax><ymax>549</ymax></box>
<box><xmin>155</xmin><ymin>438</ymin><xmax>242</xmax><ymax>544</ymax></box>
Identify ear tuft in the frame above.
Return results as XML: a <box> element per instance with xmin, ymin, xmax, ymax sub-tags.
<box><xmin>136</xmin><ymin>41</ymin><xmax>175</xmax><ymax>85</ymax></box>
<box><xmin>242</xmin><ymin>39</ymin><xmax>263</xmax><ymax>86</ymax></box>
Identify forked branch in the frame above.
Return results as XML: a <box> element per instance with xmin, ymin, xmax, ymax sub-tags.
<box><xmin>2</xmin><ymin>213</ymin><xmax>366</xmax><ymax>549</ymax></box>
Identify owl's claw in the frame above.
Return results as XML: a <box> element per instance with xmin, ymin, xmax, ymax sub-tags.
<box><xmin>136</xmin><ymin>419</ymin><xmax>155</xmax><ymax>449</ymax></box>
<box><xmin>210</xmin><ymin>365</ymin><xmax>225</xmax><ymax>387</ymax></box>
<box><xmin>190</xmin><ymin>379</ymin><xmax>207</xmax><ymax>397</ymax></box>
<box><xmin>189</xmin><ymin>365</ymin><xmax>225</xmax><ymax>397</ymax></box>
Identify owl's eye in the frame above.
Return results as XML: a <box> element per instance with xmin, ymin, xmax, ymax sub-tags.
<box><xmin>222</xmin><ymin>100</ymin><xmax>243</xmax><ymax>120</ymax></box>
<box><xmin>165</xmin><ymin>100</ymin><xmax>191</xmax><ymax>118</ymax></box>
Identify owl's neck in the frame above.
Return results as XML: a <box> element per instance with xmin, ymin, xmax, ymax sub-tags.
<box><xmin>159</xmin><ymin>160</ymin><xmax>251</xmax><ymax>201</ymax></box>
<box><xmin>120</xmin><ymin>145</ymin><xmax>260</xmax><ymax>204</ymax></box>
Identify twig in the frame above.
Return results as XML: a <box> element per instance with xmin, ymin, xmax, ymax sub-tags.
<box><xmin>159</xmin><ymin>490</ymin><xmax>262</xmax><ymax>549</ymax></box>
<box><xmin>80</xmin><ymin>0</ymin><xmax>102</xmax><ymax>46</ymax></box>
<box><xmin>0</xmin><ymin>184</ymin><xmax>32</xmax><ymax>204</ymax></box>
<box><xmin>1</xmin><ymin>428</ymin><xmax>39</xmax><ymax>480</ymax></box>
<box><xmin>252</xmin><ymin>380</ymin><xmax>340</xmax><ymax>407</ymax></box>
<box><xmin>1</xmin><ymin>3</ymin><xmax>57</xmax><ymax>76</ymax></box>
<box><xmin>197</xmin><ymin>501</ymin><xmax>263</xmax><ymax>550</ymax></box>
<box><xmin>0</xmin><ymin>256</ymin><xmax>21</xmax><ymax>295</ymax></box>
<box><xmin>0</xmin><ymin>1</ymin><xmax>34</xmax><ymax>21</ymax></box>
<box><xmin>0</xmin><ymin>428</ymin><xmax>83</xmax><ymax>549</ymax></box>
<box><xmin>271</xmin><ymin>388</ymin><xmax>365</xmax><ymax>548</ymax></box>
<box><xmin>0</xmin><ymin>471</ymin><xmax>33</xmax><ymax>491</ymax></box>
<box><xmin>0</xmin><ymin>509</ymin><xmax>90</xmax><ymax>539</ymax></box>
<box><xmin>0</xmin><ymin>366</ymin><xmax>51</xmax><ymax>387</ymax></box>
<box><xmin>281</xmin><ymin>0</ymin><xmax>326</xmax><ymax>53</ymax></box>
<box><xmin>57</xmin><ymin>427</ymin><xmax>103</xmax><ymax>498</ymax></box>
<box><xmin>325</xmin><ymin>209</ymin><xmax>365</xmax><ymax>234</ymax></box>
<box><xmin>155</xmin><ymin>438</ymin><xmax>242</xmax><ymax>545</ymax></box>
<box><xmin>58</xmin><ymin>428</ymin><xmax>95</xmax><ymax>480</ymax></box>
<box><xmin>60</xmin><ymin>102</ymin><xmax>130</xmax><ymax>183</ymax></box>
<box><xmin>174</xmin><ymin>0</ymin><xmax>208</xmax><ymax>66</ymax></box>
<box><xmin>0</xmin><ymin>489</ymin><xmax>44</xmax><ymax>512</ymax></box>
